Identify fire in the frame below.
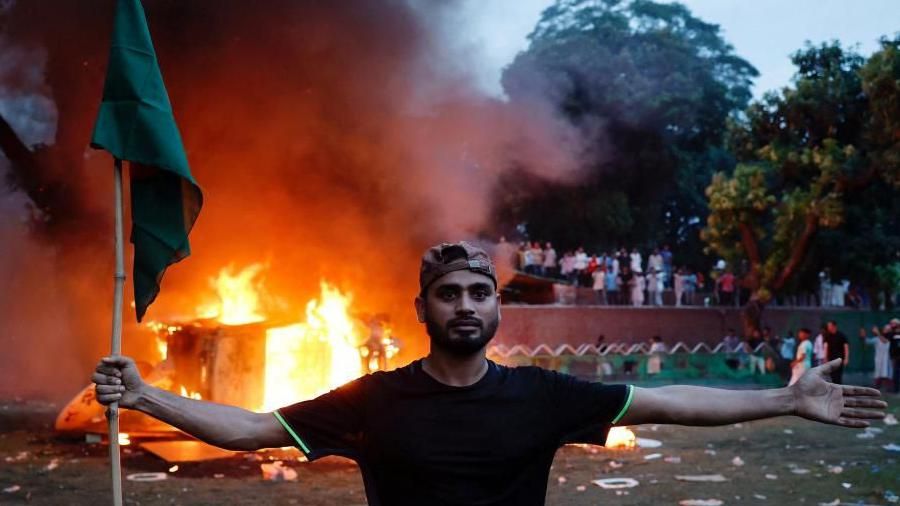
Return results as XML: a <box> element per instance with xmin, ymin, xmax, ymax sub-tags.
<box><xmin>605</xmin><ymin>426</ymin><xmax>636</xmax><ymax>449</ymax></box>
<box><xmin>261</xmin><ymin>281</ymin><xmax>363</xmax><ymax>411</ymax></box>
<box><xmin>118</xmin><ymin>433</ymin><xmax>131</xmax><ymax>446</ymax></box>
<box><xmin>144</xmin><ymin>321</ymin><xmax>181</xmax><ymax>361</ymax></box>
<box><xmin>196</xmin><ymin>263</ymin><xmax>267</xmax><ymax>325</ymax></box>
<box><xmin>179</xmin><ymin>386</ymin><xmax>202</xmax><ymax>400</ymax></box>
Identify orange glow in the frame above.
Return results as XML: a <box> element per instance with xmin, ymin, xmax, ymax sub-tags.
<box><xmin>605</xmin><ymin>427</ymin><xmax>636</xmax><ymax>449</ymax></box>
<box><xmin>144</xmin><ymin>321</ymin><xmax>181</xmax><ymax>362</ymax></box>
<box><xmin>197</xmin><ymin>263</ymin><xmax>267</xmax><ymax>325</ymax></box>
<box><xmin>261</xmin><ymin>281</ymin><xmax>363</xmax><ymax>411</ymax></box>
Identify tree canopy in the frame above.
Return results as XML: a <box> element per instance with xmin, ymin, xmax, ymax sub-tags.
<box><xmin>496</xmin><ymin>0</ymin><xmax>757</xmax><ymax>263</ymax></box>
<box><xmin>702</xmin><ymin>37</ymin><xmax>900</xmax><ymax>320</ymax></box>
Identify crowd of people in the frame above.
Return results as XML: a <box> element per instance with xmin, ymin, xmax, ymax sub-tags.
<box><xmin>715</xmin><ymin>319</ymin><xmax>900</xmax><ymax>392</ymax></box>
<box><xmin>511</xmin><ymin>241</ymin><xmax>724</xmax><ymax>307</ymax></box>
<box><xmin>507</xmin><ymin>240</ymin><xmax>890</xmax><ymax>309</ymax></box>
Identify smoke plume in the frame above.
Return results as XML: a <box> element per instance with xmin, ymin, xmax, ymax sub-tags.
<box><xmin>0</xmin><ymin>0</ymin><xmax>584</xmax><ymax>400</ymax></box>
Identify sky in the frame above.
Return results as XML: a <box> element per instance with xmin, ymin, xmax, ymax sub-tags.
<box><xmin>456</xmin><ymin>0</ymin><xmax>900</xmax><ymax>99</ymax></box>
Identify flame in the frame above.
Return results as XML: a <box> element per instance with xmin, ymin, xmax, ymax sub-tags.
<box><xmin>197</xmin><ymin>263</ymin><xmax>267</xmax><ymax>325</ymax></box>
<box><xmin>261</xmin><ymin>282</ymin><xmax>363</xmax><ymax>411</ymax></box>
<box><xmin>179</xmin><ymin>386</ymin><xmax>202</xmax><ymax>400</ymax></box>
<box><xmin>144</xmin><ymin>321</ymin><xmax>181</xmax><ymax>362</ymax></box>
<box><xmin>118</xmin><ymin>433</ymin><xmax>131</xmax><ymax>446</ymax></box>
<box><xmin>605</xmin><ymin>426</ymin><xmax>636</xmax><ymax>449</ymax></box>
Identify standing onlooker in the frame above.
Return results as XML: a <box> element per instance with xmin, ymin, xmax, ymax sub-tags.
<box><xmin>684</xmin><ymin>269</ymin><xmax>697</xmax><ymax>306</ymax></box>
<box><xmin>647</xmin><ymin>270</ymin><xmax>663</xmax><ymax>306</ymax></box>
<box><xmin>780</xmin><ymin>331</ymin><xmax>797</xmax><ymax>363</ymax></box>
<box><xmin>889</xmin><ymin>318</ymin><xmax>900</xmax><ymax>394</ymax></box>
<box><xmin>559</xmin><ymin>251</ymin><xmax>575</xmax><ymax>283</ymax></box>
<box><xmin>860</xmin><ymin>325</ymin><xmax>894</xmax><ymax>391</ymax></box>
<box><xmin>673</xmin><ymin>268</ymin><xmax>686</xmax><ymax>307</ymax></box>
<box><xmin>790</xmin><ymin>328</ymin><xmax>814</xmax><ymax>385</ymax></box>
<box><xmin>592</xmin><ymin>267</ymin><xmax>607</xmax><ymax>305</ymax></box>
<box><xmin>630</xmin><ymin>270</ymin><xmax>645</xmax><ymax>307</ymax></box>
<box><xmin>745</xmin><ymin>329</ymin><xmax>766</xmax><ymax>375</ymax></box>
<box><xmin>620</xmin><ymin>265</ymin><xmax>634</xmax><ymax>306</ymax></box>
<box><xmin>823</xmin><ymin>320</ymin><xmax>849</xmax><ymax>384</ymax></box>
<box><xmin>541</xmin><ymin>242</ymin><xmax>557</xmax><ymax>278</ymax></box>
<box><xmin>648</xmin><ymin>248</ymin><xmax>664</xmax><ymax>276</ymax></box>
<box><xmin>629</xmin><ymin>247</ymin><xmax>643</xmax><ymax>274</ymax></box>
<box><xmin>722</xmin><ymin>328</ymin><xmax>741</xmax><ymax>351</ymax></box>
<box><xmin>647</xmin><ymin>336</ymin><xmax>667</xmax><ymax>375</ymax></box>
<box><xmin>661</xmin><ymin>245</ymin><xmax>673</xmax><ymax>288</ymax></box>
<box><xmin>717</xmin><ymin>270</ymin><xmax>736</xmax><ymax>306</ymax></box>
<box><xmin>813</xmin><ymin>325</ymin><xmax>827</xmax><ymax>367</ymax></box>
<box><xmin>573</xmin><ymin>247</ymin><xmax>589</xmax><ymax>286</ymax></box>
<box><xmin>527</xmin><ymin>242</ymin><xmax>543</xmax><ymax>275</ymax></box>
<box><xmin>605</xmin><ymin>264</ymin><xmax>619</xmax><ymax>305</ymax></box>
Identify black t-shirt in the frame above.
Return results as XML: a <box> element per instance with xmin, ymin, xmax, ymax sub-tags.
<box><xmin>825</xmin><ymin>331</ymin><xmax>848</xmax><ymax>360</ymax></box>
<box><xmin>275</xmin><ymin>359</ymin><xmax>631</xmax><ymax>506</ymax></box>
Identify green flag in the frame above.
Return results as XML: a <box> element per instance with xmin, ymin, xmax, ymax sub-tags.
<box><xmin>91</xmin><ymin>0</ymin><xmax>202</xmax><ymax>322</ymax></box>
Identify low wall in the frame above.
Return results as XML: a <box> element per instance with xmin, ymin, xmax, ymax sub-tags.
<box><xmin>494</xmin><ymin>305</ymin><xmax>899</xmax><ymax>371</ymax></box>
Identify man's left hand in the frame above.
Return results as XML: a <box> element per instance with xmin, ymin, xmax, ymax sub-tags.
<box><xmin>792</xmin><ymin>359</ymin><xmax>886</xmax><ymax>428</ymax></box>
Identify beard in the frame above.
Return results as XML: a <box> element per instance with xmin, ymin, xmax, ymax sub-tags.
<box><xmin>425</xmin><ymin>313</ymin><xmax>499</xmax><ymax>358</ymax></box>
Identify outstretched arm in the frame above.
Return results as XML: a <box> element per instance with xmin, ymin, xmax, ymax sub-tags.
<box><xmin>617</xmin><ymin>359</ymin><xmax>885</xmax><ymax>427</ymax></box>
<box><xmin>92</xmin><ymin>356</ymin><xmax>291</xmax><ymax>451</ymax></box>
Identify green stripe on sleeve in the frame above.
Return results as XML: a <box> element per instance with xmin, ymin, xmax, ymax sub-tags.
<box><xmin>610</xmin><ymin>385</ymin><xmax>635</xmax><ymax>425</ymax></box>
<box><xmin>273</xmin><ymin>410</ymin><xmax>311</xmax><ymax>454</ymax></box>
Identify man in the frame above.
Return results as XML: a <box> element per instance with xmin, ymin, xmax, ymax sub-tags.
<box><xmin>541</xmin><ymin>242</ymin><xmax>557</xmax><ymax>278</ymax></box>
<box><xmin>790</xmin><ymin>328</ymin><xmax>814</xmax><ymax>386</ymax></box>
<box><xmin>717</xmin><ymin>269</ymin><xmax>736</xmax><ymax>306</ymax></box>
<box><xmin>823</xmin><ymin>320</ymin><xmax>850</xmax><ymax>384</ymax></box>
<box><xmin>887</xmin><ymin>318</ymin><xmax>900</xmax><ymax>394</ymax></box>
<box><xmin>93</xmin><ymin>242</ymin><xmax>885</xmax><ymax>506</ymax></box>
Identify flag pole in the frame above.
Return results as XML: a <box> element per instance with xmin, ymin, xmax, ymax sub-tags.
<box><xmin>109</xmin><ymin>157</ymin><xmax>125</xmax><ymax>506</ymax></box>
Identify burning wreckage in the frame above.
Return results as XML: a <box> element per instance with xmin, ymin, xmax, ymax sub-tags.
<box><xmin>55</xmin><ymin>264</ymin><xmax>401</xmax><ymax>458</ymax></box>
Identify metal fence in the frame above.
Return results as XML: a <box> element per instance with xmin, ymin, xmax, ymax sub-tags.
<box><xmin>487</xmin><ymin>342</ymin><xmax>788</xmax><ymax>385</ymax></box>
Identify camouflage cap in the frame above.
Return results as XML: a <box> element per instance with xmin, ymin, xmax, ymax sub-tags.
<box><xmin>419</xmin><ymin>241</ymin><xmax>497</xmax><ymax>293</ymax></box>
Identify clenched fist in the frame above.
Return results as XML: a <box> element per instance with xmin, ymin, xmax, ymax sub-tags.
<box><xmin>91</xmin><ymin>355</ymin><xmax>146</xmax><ymax>408</ymax></box>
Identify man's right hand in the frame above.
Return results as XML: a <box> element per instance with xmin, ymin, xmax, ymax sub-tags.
<box><xmin>92</xmin><ymin>355</ymin><xmax>145</xmax><ymax>408</ymax></box>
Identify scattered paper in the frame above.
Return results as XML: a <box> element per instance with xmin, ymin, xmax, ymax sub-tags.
<box><xmin>765</xmin><ymin>474</ymin><xmax>778</xmax><ymax>480</ymax></box>
<box><xmin>3</xmin><ymin>485</ymin><xmax>20</xmax><ymax>494</ymax></box>
<box><xmin>754</xmin><ymin>494</ymin><xmax>767</xmax><ymax>500</ymax></box>
<box><xmin>213</xmin><ymin>474</ymin><xmax>224</xmax><ymax>479</ymax></box>
<box><xmin>791</xmin><ymin>468</ymin><xmax>811</xmax><ymax>475</ymax></box>
<box><xmin>783</xmin><ymin>429</ymin><xmax>794</xmax><ymax>434</ymax></box>
<box><xmin>592</xmin><ymin>478</ymin><xmax>639</xmax><ymax>489</ymax></box>
<box><xmin>637</xmin><ymin>438</ymin><xmax>663</xmax><ymax>448</ymax></box>
<box><xmin>884</xmin><ymin>414</ymin><xmax>898</xmax><ymax>426</ymax></box>
<box><xmin>675</xmin><ymin>474</ymin><xmax>727</xmax><ymax>483</ymax></box>
<box><xmin>557</xmin><ymin>476</ymin><xmax>567</xmax><ymax>484</ymax></box>
<box><xmin>827</xmin><ymin>465</ymin><xmax>843</xmax><ymax>474</ymax></box>
<box><xmin>883</xmin><ymin>444</ymin><xmax>900</xmax><ymax>452</ymax></box>
<box><xmin>731</xmin><ymin>456</ymin><xmax>745</xmax><ymax>466</ymax></box>
<box><xmin>576</xmin><ymin>485</ymin><xmax>586</xmax><ymax>492</ymax></box>
<box><xmin>664</xmin><ymin>456</ymin><xmax>682</xmax><ymax>463</ymax></box>
<box><xmin>608</xmin><ymin>461</ymin><xmax>623</xmax><ymax>469</ymax></box>
<box><xmin>168</xmin><ymin>465</ymin><xmax>179</xmax><ymax>473</ymax></box>
<box><xmin>644</xmin><ymin>453</ymin><xmax>663</xmax><ymax>460</ymax></box>
<box><xmin>841</xmin><ymin>483</ymin><xmax>852</xmax><ymax>489</ymax></box>
<box><xmin>818</xmin><ymin>500</ymin><xmax>839</xmax><ymax>506</ymax></box>
<box><xmin>704</xmin><ymin>449</ymin><xmax>717</xmax><ymax>456</ymax></box>
<box><xmin>44</xmin><ymin>458</ymin><xmax>59</xmax><ymax>472</ymax></box>
<box><xmin>679</xmin><ymin>500</ymin><xmax>723</xmax><ymax>506</ymax></box>
<box><xmin>126</xmin><ymin>473</ymin><xmax>167</xmax><ymax>482</ymax></box>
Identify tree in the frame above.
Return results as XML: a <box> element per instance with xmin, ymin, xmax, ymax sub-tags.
<box><xmin>497</xmin><ymin>0</ymin><xmax>756</xmax><ymax>264</ymax></box>
<box><xmin>703</xmin><ymin>39</ymin><xmax>900</xmax><ymax>334</ymax></box>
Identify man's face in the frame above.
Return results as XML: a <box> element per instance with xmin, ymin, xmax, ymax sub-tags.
<box><xmin>798</xmin><ymin>330</ymin><xmax>810</xmax><ymax>341</ymax></box>
<box><xmin>415</xmin><ymin>270</ymin><xmax>500</xmax><ymax>357</ymax></box>
<box><xmin>827</xmin><ymin>322</ymin><xmax>838</xmax><ymax>333</ymax></box>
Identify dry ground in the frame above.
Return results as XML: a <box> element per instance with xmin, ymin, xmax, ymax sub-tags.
<box><xmin>1</xmin><ymin>396</ymin><xmax>898</xmax><ymax>505</ymax></box>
